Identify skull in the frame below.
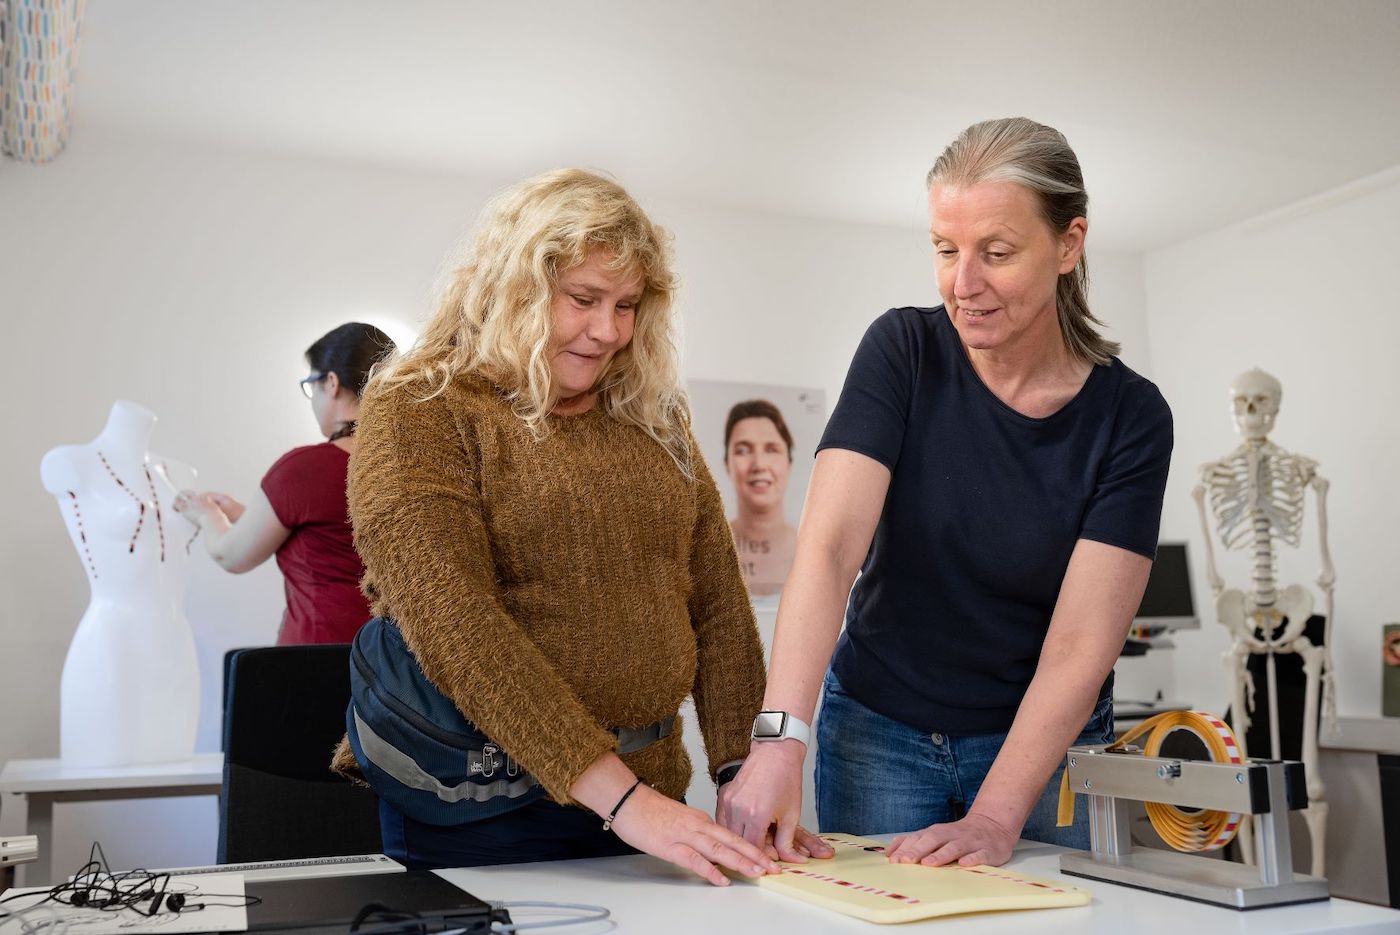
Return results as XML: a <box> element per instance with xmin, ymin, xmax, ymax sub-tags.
<box><xmin>1229</xmin><ymin>368</ymin><xmax>1282</xmax><ymax>441</ymax></box>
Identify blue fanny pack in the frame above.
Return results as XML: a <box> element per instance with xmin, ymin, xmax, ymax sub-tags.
<box><xmin>347</xmin><ymin>616</ymin><xmax>678</xmax><ymax>827</ymax></box>
<box><xmin>347</xmin><ymin>616</ymin><xmax>545</xmax><ymax>826</ymax></box>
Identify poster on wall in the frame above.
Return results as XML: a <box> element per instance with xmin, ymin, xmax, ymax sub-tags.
<box><xmin>687</xmin><ymin>379</ymin><xmax>827</xmax><ymax>604</ymax></box>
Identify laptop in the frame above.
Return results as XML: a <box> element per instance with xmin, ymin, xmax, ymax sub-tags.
<box><xmin>246</xmin><ymin>870</ymin><xmax>499</xmax><ymax>933</ymax></box>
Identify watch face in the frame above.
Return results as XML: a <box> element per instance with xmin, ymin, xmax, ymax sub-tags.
<box><xmin>753</xmin><ymin>711</ymin><xmax>787</xmax><ymax>738</ymax></box>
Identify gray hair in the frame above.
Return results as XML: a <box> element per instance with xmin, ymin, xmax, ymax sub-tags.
<box><xmin>927</xmin><ymin>117</ymin><xmax>1118</xmax><ymax>365</ymax></box>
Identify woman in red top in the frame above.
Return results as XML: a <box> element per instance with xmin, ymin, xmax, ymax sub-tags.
<box><xmin>174</xmin><ymin>322</ymin><xmax>396</xmax><ymax>644</ymax></box>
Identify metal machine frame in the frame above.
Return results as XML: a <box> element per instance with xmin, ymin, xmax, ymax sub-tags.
<box><xmin>1059</xmin><ymin>744</ymin><xmax>1329</xmax><ymax>909</ymax></box>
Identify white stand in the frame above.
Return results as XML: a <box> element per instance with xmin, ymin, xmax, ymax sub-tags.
<box><xmin>40</xmin><ymin>401</ymin><xmax>202</xmax><ymax>768</ymax></box>
<box><xmin>1192</xmin><ymin>369</ymin><xmax>1334</xmax><ymax>878</ymax></box>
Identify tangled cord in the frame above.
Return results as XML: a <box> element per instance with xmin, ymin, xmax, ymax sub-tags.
<box><xmin>2</xmin><ymin>845</ymin><xmax>609</xmax><ymax>935</ymax></box>
<box><xmin>0</xmin><ymin>841</ymin><xmax>260</xmax><ymax>932</ymax></box>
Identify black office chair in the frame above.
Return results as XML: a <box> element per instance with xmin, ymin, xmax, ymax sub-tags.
<box><xmin>218</xmin><ymin>645</ymin><xmax>383</xmax><ymax>863</ymax></box>
<box><xmin>1224</xmin><ymin>614</ymin><xmax>1327</xmax><ymax>761</ymax></box>
<box><xmin>1221</xmin><ymin>614</ymin><xmax>1327</xmax><ymax>870</ymax></box>
<box><xmin>220</xmin><ymin>647</ymin><xmax>256</xmax><ymax>752</ymax></box>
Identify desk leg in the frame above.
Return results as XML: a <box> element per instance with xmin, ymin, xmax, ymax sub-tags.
<box><xmin>1381</xmin><ymin>753</ymin><xmax>1400</xmax><ymax>907</ymax></box>
<box><xmin>0</xmin><ymin>791</ymin><xmax>16</xmax><ymax>892</ymax></box>
<box><xmin>2</xmin><ymin>792</ymin><xmax>33</xmax><ymax>888</ymax></box>
<box><xmin>24</xmin><ymin>795</ymin><xmax>53</xmax><ymax>888</ymax></box>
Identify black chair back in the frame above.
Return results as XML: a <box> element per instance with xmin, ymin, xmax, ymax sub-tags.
<box><xmin>218</xmin><ymin>645</ymin><xmax>382</xmax><ymax>863</ymax></box>
<box><xmin>221</xmin><ymin>646</ymin><xmax>256</xmax><ymax>752</ymax></box>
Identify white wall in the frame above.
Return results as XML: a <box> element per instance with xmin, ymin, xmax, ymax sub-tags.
<box><xmin>0</xmin><ymin>126</ymin><xmax>1151</xmax><ymax>874</ymax></box>
<box><xmin>1089</xmin><ymin>251</ymin><xmax>1151</xmax><ymax>377</ymax></box>
<box><xmin>1142</xmin><ymin>168</ymin><xmax>1400</xmax><ymax>721</ymax></box>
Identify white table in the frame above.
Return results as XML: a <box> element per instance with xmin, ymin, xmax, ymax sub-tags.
<box><xmin>0</xmin><ymin>753</ymin><xmax>222</xmax><ymax>886</ymax></box>
<box><xmin>437</xmin><ymin>839</ymin><xmax>1400</xmax><ymax>934</ymax></box>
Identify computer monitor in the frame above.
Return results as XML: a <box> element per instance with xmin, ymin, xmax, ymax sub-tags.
<box><xmin>1134</xmin><ymin>541</ymin><xmax>1198</xmax><ymax>630</ymax></box>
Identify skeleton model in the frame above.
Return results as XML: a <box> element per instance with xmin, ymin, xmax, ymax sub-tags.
<box><xmin>1192</xmin><ymin>369</ymin><xmax>1334</xmax><ymax>877</ymax></box>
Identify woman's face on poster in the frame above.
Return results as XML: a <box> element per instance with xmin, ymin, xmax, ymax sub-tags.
<box><xmin>726</xmin><ymin>416</ymin><xmax>791</xmax><ymax>513</ymax></box>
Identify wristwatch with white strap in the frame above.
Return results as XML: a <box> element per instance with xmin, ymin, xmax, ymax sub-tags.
<box><xmin>751</xmin><ymin>710</ymin><xmax>810</xmax><ymax>747</ymax></box>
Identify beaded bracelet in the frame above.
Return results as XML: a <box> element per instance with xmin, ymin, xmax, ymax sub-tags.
<box><xmin>603</xmin><ymin>778</ymin><xmax>646</xmax><ymax>831</ymax></box>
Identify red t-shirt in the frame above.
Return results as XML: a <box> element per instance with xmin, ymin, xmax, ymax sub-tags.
<box><xmin>260</xmin><ymin>443</ymin><xmax>371</xmax><ymax>645</ymax></box>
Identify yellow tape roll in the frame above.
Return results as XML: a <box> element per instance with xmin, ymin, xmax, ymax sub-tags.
<box><xmin>1057</xmin><ymin>710</ymin><xmax>1244</xmax><ymax>852</ymax></box>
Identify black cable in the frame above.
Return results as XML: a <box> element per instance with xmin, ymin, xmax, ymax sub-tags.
<box><xmin>349</xmin><ymin>902</ymin><xmax>425</xmax><ymax>933</ymax></box>
<box><xmin>1</xmin><ymin>841</ymin><xmax>261</xmax><ymax>922</ymax></box>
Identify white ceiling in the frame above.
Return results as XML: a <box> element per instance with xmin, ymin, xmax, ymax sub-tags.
<box><xmin>73</xmin><ymin>0</ymin><xmax>1400</xmax><ymax>252</ymax></box>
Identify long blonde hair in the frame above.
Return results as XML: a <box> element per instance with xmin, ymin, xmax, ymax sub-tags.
<box><xmin>927</xmin><ymin>117</ymin><xmax>1119</xmax><ymax>365</ymax></box>
<box><xmin>373</xmin><ymin>169</ymin><xmax>691</xmax><ymax>474</ymax></box>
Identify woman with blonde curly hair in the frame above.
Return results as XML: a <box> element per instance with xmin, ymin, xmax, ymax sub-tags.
<box><xmin>333</xmin><ymin>169</ymin><xmax>790</xmax><ymax>883</ymax></box>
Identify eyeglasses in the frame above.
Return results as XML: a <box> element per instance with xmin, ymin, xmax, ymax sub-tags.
<box><xmin>299</xmin><ymin>373</ymin><xmax>327</xmax><ymax>398</ymax></box>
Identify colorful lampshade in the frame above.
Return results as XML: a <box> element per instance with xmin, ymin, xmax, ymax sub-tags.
<box><xmin>1</xmin><ymin>0</ymin><xmax>86</xmax><ymax>164</ymax></box>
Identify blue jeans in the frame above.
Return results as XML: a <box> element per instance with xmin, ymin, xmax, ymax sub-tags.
<box><xmin>379</xmin><ymin>797</ymin><xmax>639</xmax><ymax>869</ymax></box>
<box><xmin>814</xmin><ymin>669</ymin><xmax>1113</xmax><ymax>848</ymax></box>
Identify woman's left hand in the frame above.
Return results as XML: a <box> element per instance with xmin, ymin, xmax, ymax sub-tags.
<box><xmin>716</xmin><ymin>779</ymin><xmax>832</xmax><ymax>864</ymax></box>
<box><xmin>206</xmin><ymin>491</ymin><xmax>246</xmax><ymax>522</ymax></box>
<box><xmin>884</xmin><ymin>812</ymin><xmax>1018</xmax><ymax>868</ymax></box>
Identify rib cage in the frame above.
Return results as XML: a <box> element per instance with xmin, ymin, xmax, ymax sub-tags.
<box><xmin>1202</xmin><ymin>443</ymin><xmax>1315</xmax><ymax>605</ymax></box>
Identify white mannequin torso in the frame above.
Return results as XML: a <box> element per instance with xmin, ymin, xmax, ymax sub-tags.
<box><xmin>40</xmin><ymin>400</ymin><xmax>202</xmax><ymax>767</ymax></box>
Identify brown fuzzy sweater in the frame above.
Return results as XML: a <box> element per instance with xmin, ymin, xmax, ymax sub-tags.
<box><xmin>330</xmin><ymin>373</ymin><xmax>765</xmax><ymax>805</ymax></box>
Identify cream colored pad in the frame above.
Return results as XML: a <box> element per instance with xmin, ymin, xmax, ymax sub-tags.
<box><xmin>756</xmin><ymin>834</ymin><xmax>1090</xmax><ymax>924</ymax></box>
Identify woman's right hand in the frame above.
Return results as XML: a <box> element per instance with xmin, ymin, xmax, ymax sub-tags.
<box><xmin>607</xmin><ymin>783</ymin><xmax>780</xmax><ymax>886</ymax></box>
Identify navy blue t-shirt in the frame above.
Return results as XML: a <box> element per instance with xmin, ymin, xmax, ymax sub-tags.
<box><xmin>820</xmin><ymin>306</ymin><xmax>1173</xmax><ymax>735</ymax></box>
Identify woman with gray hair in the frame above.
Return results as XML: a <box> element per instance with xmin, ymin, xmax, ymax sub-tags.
<box><xmin>721</xmin><ymin>118</ymin><xmax>1173</xmax><ymax>868</ymax></box>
